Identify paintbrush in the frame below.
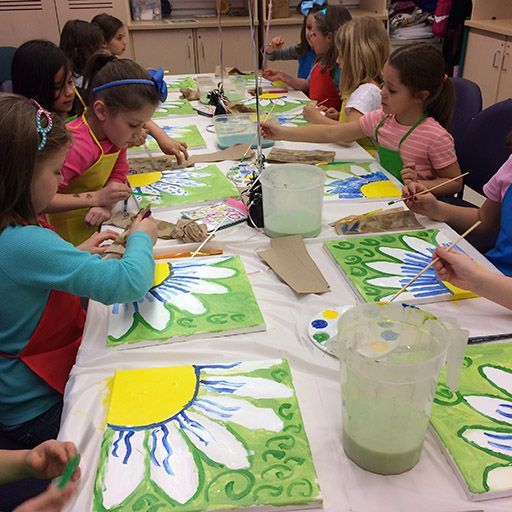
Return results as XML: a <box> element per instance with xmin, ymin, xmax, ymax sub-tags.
<box><xmin>190</xmin><ymin>212</ymin><xmax>231</xmax><ymax>258</ymax></box>
<box><xmin>262</xmin><ymin>103</ymin><xmax>278</xmax><ymax>123</ymax></box>
<box><xmin>388</xmin><ymin>220</ymin><xmax>482</xmax><ymax>302</ymax></box>
<box><xmin>131</xmin><ymin>191</ymin><xmax>161</xmax><ymax>198</ymax></box>
<box><xmin>387</xmin><ymin>172</ymin><xmax>469</xmax><ymax>206</ymax></box>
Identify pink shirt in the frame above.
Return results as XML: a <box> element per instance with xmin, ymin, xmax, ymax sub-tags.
<box><xmin>359</xmin><ymin>109</ymin><xmax>457</xmax><ymax>179</ymax></box>
<box><xmin>483</xmin><ymin>154</ymin><xmax>512</xmax><ymax>203</ymax></box>
<box><xmin>60</xmin><ymin>116</ymin><xmax>128</xmax><ymax>189</ymax></box>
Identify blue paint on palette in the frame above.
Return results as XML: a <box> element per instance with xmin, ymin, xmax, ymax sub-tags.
<box><xmin>311</xmin><ymin>319</ymin><xmax>328</xmax><ymax>329</ymax></box>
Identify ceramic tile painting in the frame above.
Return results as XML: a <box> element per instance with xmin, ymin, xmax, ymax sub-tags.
<box><xmin>241</xmin><ymin>97</ymin><xmax>313</xmax><ymax>114</ymax></box>
<box><xmin>324</xmin><ymin>229</ymin><xmax>476</xmax><ymax>304</ymax></box>
<box><xmin>153</xmin><ymin>98</ymin><xmax>196</xmax><ymax>118</ymax></box>
<box><xmin>128</xmin><ymin>124</ymin><xmax>206</xmax><ymax>153</ymax></box>
<box><xmin>165</xmin><ymin>76</ymin><xmax>197</xmax><ymax>91</ymax></box>
<box><xmin>317</xmin><ymin>161</ymin><xmax>401</xmax><ymax>201</ymax></box>
<box><xmin>107</xmin><ymin>255</ymin><xmax>265</xmax><ymax>348</ymax></box>
<box><xmin>127</xmin><ymin>164</ymin><xmax>239</xmax><ymax>209</ymax></box>
<box><xmin>430</xmin><ymin>342</ymin><xmax>512</xmax><ymax>500</ymax></box>
<box><xmin>93</xmin><ymin>359</ymin><xmax>321</xmax><ymax>511</ymax></box>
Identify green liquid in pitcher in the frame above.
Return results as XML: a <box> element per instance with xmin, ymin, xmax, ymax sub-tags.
<box><xmin>264</xmin><ymin>211</ymin><xmax>321</xmax><ymax>238</ymax></box>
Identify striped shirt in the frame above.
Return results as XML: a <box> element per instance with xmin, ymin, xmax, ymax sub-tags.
<box><xmin>359</xmin><ymin>109</ymin><xmax>457</xmax><ymax>179</ymax></box>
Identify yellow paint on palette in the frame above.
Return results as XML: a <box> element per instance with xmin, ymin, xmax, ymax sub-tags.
<box><xmin>107</xmin><ymin>366</ymin><xmax>198</xmax><ymax>428</ymax></box>
<box><xmin>153</xmin><ymin>262</ymin><xmax>171</xmax><ymax>288</ymax></box>
<box><xmin>128</xmin><ymin>171</ymin><xmax>162</xmax><ymax>188</ymax></box>
<box><xmin>260</xmin><ymin>93</ymin><xmax>286</xmax><ymax>99</ymax></box>
<box><xmin>444</xmin><ymin>281</ymin><xmax>478</xmax><ymax>301</ymax></box>
<box><xmin>360</xmin><ymin>181</ymin><xmax>401</xmax><ymax>199</ymax></box>
<box><xmin>322</xmin><ymin>309</ymin><xmax>340</xmax><ymax>320</ymax></box>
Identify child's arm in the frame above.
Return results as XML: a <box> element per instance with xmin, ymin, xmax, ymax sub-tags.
<box><xmin>433</xmin><ymin>246</ymin><xmax>512</xmax><ymax>310</ymax></box>
<box><xmin>302</xmin><ymin>104</ymin><xmax>338</xmax><ymax>125</ymax></box>
<box><xmin>13</xmin><ymin>483</ymin><xmax>77</xmax><ymax>512</ymax></box>
<box><xmin>401</xmin><ymin>162</ymin><xmax>463</xmax><ymax>196</ymax></box>
<box><xmin>262</xmin><ymin>68</ymin><xmax>308</xmax><ymax>92</ymax></box>
<box><xmin>145</xmin><ymin>120</ymin><xmax>189</xmax><ymax>165</ymax></box>
<box><xmin>84</xmin><ymin>206</ymin><xmax>113</xmax><ymax>226</ymax></box>
<box><xmin>261</xmin><ymin>118</ymin><xmax>364</xmax><ymax>144</ymax></box>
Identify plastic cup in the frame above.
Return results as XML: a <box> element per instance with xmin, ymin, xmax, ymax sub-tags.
<box><xmin>213</xmin><ymin>114</ymin><xmax>257</xmax><ymax>147</ymax></box>
<box><xmin>196</xmin><ymin>76</ymin><xmax>217</xmax><ymax>104</ymax></box>
<box><xmin>260</xmin><ymin>164</ymin><xmax>325</xmax><ymax>238</ymax></box>
<box><xmin>223</xmin><ymin>75</ymin><xmax>247</xmax><ymax>102</ymax></box>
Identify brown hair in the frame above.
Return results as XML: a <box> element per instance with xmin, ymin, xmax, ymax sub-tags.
<box><xmin>0</xmin><ymin>94</ymin><xmax>70</xmax><ymax>230</ymax></box>
<box><xmin>91</xmin><ymin>13</ymin><xmax>124</xmax><ymax>43</ymax></box>
<box><xmin>336</xmin><ymin>16</ymin><xmax>389</xmax><ymax>99</ymax></box>
<box><xmin>295</xmin><ymin>2</ymin><xmax>329</xmax><ymax>57</ymax></box>
<box><xmin>313</xmin><ymin>4</ymin><xmax>352</xmax><ymax>71</ymax></box>
<box><xmin>388</xmin><ymin>43</ymin><xmax>454</xmax><ymax>127</ymax></box>
<box><xmin>85</xmin><ymin>52</ymin><xmax>160</xmax><ymax>113</ymax></box>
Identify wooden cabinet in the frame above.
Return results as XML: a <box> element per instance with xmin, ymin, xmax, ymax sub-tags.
<box><xmin>497</xmin><ymin>40</ymin><xmax>512</xmax><ymax>102</ymax></box>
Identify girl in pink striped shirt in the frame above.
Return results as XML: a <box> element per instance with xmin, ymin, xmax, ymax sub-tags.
<box><xmin>262</xmin><ymin>43</ymin><xmax>462</xmax><ymax>197</ymax></box>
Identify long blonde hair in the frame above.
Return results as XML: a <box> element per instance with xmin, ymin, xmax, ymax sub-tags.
<box><xmin>335</xmin><ymin>16</ymin><xmax>390</xmax><ymax>99</ymax></box>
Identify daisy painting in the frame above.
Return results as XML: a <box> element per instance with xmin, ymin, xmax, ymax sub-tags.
<box><xmin>93</xmin><ymin>359</ymin><xmax>321</xmax><ymax>511</ymax></box>
<box><xmin>107</xmin><ymin>256</ymin><xmax>265</xmax><ymax>348</ymax></box>
<box><xmin>153</xmin><ymin>98</ymin><xmax>196</xmax><ymax>118</ymax></box>
<box><xmin>128</xmin><ymin>124</ymin><xmax>206</xmax><ymax>153</ymax></box>
<box><xmin>127</xmin><ymin>164</ymin><xmax>239</xmax><ymax>209</ymax></box>
<box><xmin>241</xmin><ymin>97</ymin><xmax>312</xmax><ymax>114</ymax></box>
<box><xmin>431</xmin><ymin>342</ymin><xmax>512</xmax><ymax>498</ymax></box>
<box><xmin>325</xmin><ymin>229</ymin><xmax>476</xmax><ymax>304</ymax></box>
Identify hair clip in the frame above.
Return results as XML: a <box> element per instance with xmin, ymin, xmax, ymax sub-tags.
<box><xmin>27</xmin><ymin>99</ymin><xmax>53</xmax><ymax>151</ymax></box>
<box><xmin>300</xmin><ymin>0</ymin><xmax>326</xmax><ymax>16</ymax></box>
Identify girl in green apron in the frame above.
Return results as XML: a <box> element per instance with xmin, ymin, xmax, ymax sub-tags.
<box><xmin>45</xmin><ymin>53</ymin><xmax>166</xmax><ymax>245</ymax></box>
<box><xmin>262</xmin><ymin>43</ymin><xmax>463</xmax><ymax>197</ymax></box>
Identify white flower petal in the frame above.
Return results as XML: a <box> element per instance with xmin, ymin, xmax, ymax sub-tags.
<box><xmin>377</xmin><ymin>247</ymin><xmax>415</xmax><ymax>263</ymax></box>
<box><xmin>201</xmin><ymin>361</ymin><xmax>280</xmax><ymax>374</ymax></box>
<box><xmin>200</xmin><ymin>375</ymin><xmax>293</xmax><ymax>399</ymax></box>
<box><xmin>402</xmin><ymin>235</ymin><xmax>435</xmax><ymax>256</ymax></box>
<box><xmin>463</xmin><ymin>395</ymin><xmax>512</xmax><ymax>425</ymax></box>
<box><xmin>102</xmin><ymin>430</ymin><xmax>145</xmax><ymax>509</ymax></box>
<box><xmin>149</xmin><ymin>423</ymin><xmax>198</xmax><ymax>504</ymax></box>
<box><xmin>108</xmin><ymin>303</ymin><xmax>136</xmax><ymax>340</ymax></box>
<box><xmin>350</xmin><ymin>165</ymin><xmax>370</xmax><ymax>176</ymax></box>
<box><xmin>366</xmin><ymin>261</ymin><xmax>407</xmax><ymax>276</ymax></box>
<box><xmin>366</xmin><ymin>276</ymin><xmax>403</xmax><ymax>289</ymax></box>
<box><xmin>485</xmin><ymin>465</ymin><xmax>512</xmax><ymax>491</ymax></box>
<box><xmin>369</xmin><ymin>162</ymin><xmax>381</xmax><ymax>173</ymax></box>
<box><xmin>171</xmin><ymin>292</ymin><xmax>206</xmax><ymax>315</ymax></box>
<box><xmin>139</xmin><ymin>294</ymin><xmax>171</xmax><ymax>331</ymax></box>
<box><xmin>180</xmin><ymin>411</ymin><xmax>249</xmax><ymax>469</ymax></box>
<box><xmin>461</xmin><ymin>428</ymin><xmax>512</xmax><ymax>458</ymax></box>
<box><xmin>176</xmin><ymin>266</ymin><xmax>235</xmax><ymax>279</ymax></box>
<box><xmin>186</xmin><ymin>280</ymin><xmax>229</xmax><ymax>295</ymax></box>
<box><xmin>326</xmin><ymin>170</ymin><xmax>349</xmax><ymax>180</ymax></box>
<box><xmin>482</xmin><ymin>366</ymin><xmax>512</xmax><ymax>397</ymax></box>
<box><xmin>192</xmin><ymin>394</ymin><xmax>283</xmax><ymax>432</ymax></box>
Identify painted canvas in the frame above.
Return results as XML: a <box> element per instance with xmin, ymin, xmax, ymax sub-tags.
<box><xmin>430</xmin><ymin>342</ymin><xmax>512</xmax><ymax>500</ymax></box>
<box><xmin>165</xmin><ymin>76</ymin><xmax>197</xmax><ymax>91</ymax></box>
<box><xmin>317</xmin><ymin>161</ymin><xmax>401</xmax><ymax>201</ymax></box>
<box><xmin>153</xmin><ymin>98</ymin><xmax>196</xmax><ymax>118</ymax></box>
<box><xmin>93</xmin><ymin>359</ymin><xmax>321</xmax><ymax>511</ymax></box>
<box><xmin>324</xmin><ymin>229</ymin><xmax>476</xmax><ymax>304</ymax></box>
<box><xmin>107</xmin><ymin>255</ymin><xmax>265</xmax><ymax>348</ymax></box>
<box><xmin>127</xmin><ymin>164</ymin><xmax>239</xmax><ymax>209</ymax></box>
<box><xmin>276</xmin><ymin>114</ymin><xmax>309</xmax><ymax>127</ymax></box>
<box><xmin>128</xmin><ymin>124</ymin><xmax>206</xmax><ymax>154</ymax></box>
<box><xmin>241</xmin><ymin>97</ymin><xmax>313</xmax><ymax>114</ymax></box>
<box><xmin>227</xmin><ymin>161</ymin><xmax>258</xmax><ymax>187</ymax></box>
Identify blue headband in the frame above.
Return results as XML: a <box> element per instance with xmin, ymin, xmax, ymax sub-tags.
<box><xmin>300</xmin><ymin>0</ymin><xmax>326</xmax><ymax>16</ymax></box>
<box><xmin>92</xmin><ymin>68</ymin><xmax>168</xmax><ymax>102</ymax></box>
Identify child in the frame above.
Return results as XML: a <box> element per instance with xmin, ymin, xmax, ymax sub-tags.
<box><xmin>0</xmin><ymin>94</ymin><xmax>157</xmax><ymax>446</ymax></box>
<box><xmin>303</xmin><ymin>16</ymin><xmax>389</xmax><ymax>155</ymax></box>
<box><xmin>59</xmin><ymin>20</ymin><xmax>105</xmax><ymax>88</ymax></box>
<box><xmin>45</xmin><ymin>53</ymin><xmax>163</xmax><ymax>246</ymax></box>
<box><xmin>264</xmin><ymin>0</ymin><xmax>328</xmax><ymax>79</ymax></box>
<box><xmin>1</xmin><ymin>439</ymin><xmax>80</xmax><ymax>511</ymax></box>
<box><xmin>91</xmin><ymin>13</ymin><xmax>127</xmax><ymax>56</ymax></box>
<box><xmin>11</xmin><ymin>40</ymin><xmax>75</xmax><ymax>119</ymax></box>
<box><xmin>262</xmin><ymin>43</ymin><xmax>462</xmax><ymax>196</ymax></box>
<box><xmin>263</xmin><ymin>5</ymin><xmax>352</xmax><ymax>111</ymax></box>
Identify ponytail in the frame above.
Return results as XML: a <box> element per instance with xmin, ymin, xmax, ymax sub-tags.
<box><xmin>424</xmin><ymin>76</ymin><xmax>454</xmax><ymax>128</ymax></box>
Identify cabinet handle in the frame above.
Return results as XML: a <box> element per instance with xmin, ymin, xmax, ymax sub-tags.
<box><xmin>201</xmin><ymin>42</ymin><xmax>205</xmax><ymax>59</ymax></box>
<box><xmin>492</xmin><ymin>50</ymin><xmax>502</xmax><ymax>68</ymax></box>
<box><xmin>187</xmin><ymin>44</ymin><xmax>191</xmax><ymax>60</ymax></box>
<box><xmin>502</xmin><ymin>52</ymin><xmax>510</xmax><ymax>72</ymax></box>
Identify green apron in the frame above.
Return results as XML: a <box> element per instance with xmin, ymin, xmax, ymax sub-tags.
<box><xmin>375</xmin><ymin>115</ymin><xmax>426</xmax><ymax>182</ymax></box>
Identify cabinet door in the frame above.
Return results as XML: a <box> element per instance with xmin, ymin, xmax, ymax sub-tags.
<box><xmin>463</xmin><ymin>29</ymin><xmax>506</xmax><ymax>108</ymax></box>
<box><xmin>132</xmin><ymin>29</ymin><xmax>195</xmax><ymax>73</ymax></box>
<box><xmin>196</xmin><ymin>27</ymin><xmax>255</xmax><ymax>73</ymax></box>
<box><xmin>263</xmin><ymin>26</ymin><xmax>303</xmax><ymax>77</ymax></box>
<box><xmin>497</xmin><ymin>40</ymin><xmax>512</xmax><ymax>103</ymax></box>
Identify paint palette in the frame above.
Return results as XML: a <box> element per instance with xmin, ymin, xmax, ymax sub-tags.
<box><xmin>307</xmin><ymin>306</ymin><xmax>352</xmax><ymax>356</ymax></box>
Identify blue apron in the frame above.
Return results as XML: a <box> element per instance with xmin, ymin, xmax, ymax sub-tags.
<box><xmin>485</xmin><ymin>185</ymin><xmax>512</xmax><ymax>277</ymax></box>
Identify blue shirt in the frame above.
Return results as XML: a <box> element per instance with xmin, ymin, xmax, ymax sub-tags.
<box><xmin>298</xmin><ymin>50</ymin><xmax>316</xmax><ymax>79</ymax></box>
<box><xmin>0</xmin><ymin>226</ymin><xmax>154</xmax><ymax>425</ymax></box>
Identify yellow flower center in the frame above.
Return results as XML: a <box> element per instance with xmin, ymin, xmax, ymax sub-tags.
<box><xmin>107</xmin><ymin>365</ymin><xmax>198</xmax><ymax>428</ymax></box>
<box><xmin>128</xmin><ymin>171</ymin><xmax>163</xmax><ymax>188</ymax></box>
<box><xmin>360</xmin><ymin>181</ymin><xmax>401</xmax><ymax>199</ymax></box>
<box><xmin>153</xmin><ymin>262</ymin><xmax>171</xmax><ymax>288</ymax></box>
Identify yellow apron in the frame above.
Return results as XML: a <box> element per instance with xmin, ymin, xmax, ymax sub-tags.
<box><xmin>47</xmin><ymin>114</ymin><xmax>120</xmax><ymax>246</ymax></box>
<box><xmin>339</xmin><ymin>99</ymin><xmax>376</xmax><ymax>156</ymax></box>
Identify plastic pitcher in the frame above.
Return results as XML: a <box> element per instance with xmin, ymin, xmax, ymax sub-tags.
<box><xmin>260</xmin><ymin>164</ymin><xmax>325</xmax><ymax>238</ymax></box>
<box><xmin>337</xmin><ymin>303</ymin><xmax>467</xmax><ymax>475</ymax></box>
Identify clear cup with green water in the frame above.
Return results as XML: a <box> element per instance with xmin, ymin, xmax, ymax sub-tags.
<box><xmin>337</xmin><ymin>303</ymin><xmax>467</xmax><ymax>475</ymax></box>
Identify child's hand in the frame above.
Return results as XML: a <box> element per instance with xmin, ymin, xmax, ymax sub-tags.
<box><xmin>432</xmin><ymin>246</ymin><xmax>483</xmax><ymax>291</ymax></box>
<box><xmin>262</xmin><ymin>68</ymin><xmax>285</xmax><ymax>83</ymax></box>
<box><xmin>24</xmin><ymin>440</ymin><xmax>80</xmax><ymax>482</ymax></box>
<box><xmin>260</xmin><ymin>120</ymin><xmax>284</xmax><ymax>140</ymax></box>
<box><xmin>302</xmin><ymin>104</ymin><xmax>325</xmax><ymax>123</ymax></box>
<box><xmin>78</xmin><ymin>230</ymin><xmax>119</xmax><ymax>254</ymax></box>
<box><xmin>265</xmin><ymin>37</ymin><xmax>285</xmax><ymax>53</ymax></box>
<box><xmin>85</xmin><ymin>206</ymin><xmax>112</xmax><ymax>226</ymax></box>
<box><xmin>130</xmin><ymin>212</ymin><xmax>158</xmax><ymax>245</ymax></box>
<box><xmin>95</xmin><ymin>181</ymin><xmax>131</xmax><ymax>206</ymax></box>
<box><xmin>13</xmin><ymin>483</ymin><xmax>77</xmax><ymax>512</ymax></box>
<box><xmin>129</xmin><ymin>125</ymin><xmax>150</xmax><ymax>148</ymax></box>
<box><xmin>156</xmin><ymin>137</ymin><xmax>189</xmax><ymax>165</ymax></box>
<box><xmin>324</xmin><ymin>107</ymin><xmax>339</xmax><ymax>120</ymax></box>
<box><xmin>401</xmin><ymin>162</ymin><xmax>418</xmax><ymax>184</ymax></box>
<box><xmin>402</xmin><ymin>181</ymin><xmax>440</xmax><ymax>218</ymax></box>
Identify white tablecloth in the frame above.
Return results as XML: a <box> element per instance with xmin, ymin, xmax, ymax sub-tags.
<box><xmin>59</xmin><ymin>76</ymin><xmax>512</xmax><ymax>512</ymax></box>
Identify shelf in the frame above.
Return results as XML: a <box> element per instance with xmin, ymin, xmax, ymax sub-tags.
<box><xmin>128</xmin><ymin>16</ymin><xmax>258</xmax><ymax>30</ymax></box>
<box><xmin>465</xmin><ymin>19</ymin><xmax>512</xmax><ymax>38</ymax></box>
<box><xmin>266</xmin><ymin>7</ymin><xmax>387</xmax><ymax>25</ymax></box>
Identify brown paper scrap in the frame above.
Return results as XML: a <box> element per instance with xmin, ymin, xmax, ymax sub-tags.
<box><xmin>267</xmin><ymin>148</ymin><xmax>336</xmax><ymax>165</ymax></box>
<box><xmin>188</xmin><ymin>144</ymin><xmax>254</xmax><ymax>165</ymax></box>
<box><xmin>180</xmin><ymin>87</ymin><xmax>200</xmax><ymax>101</ymax></box>
<box><xmin>258</xmin><ymin>235</ymin><xmax>330</xmax><ymax>294</ymax></box>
